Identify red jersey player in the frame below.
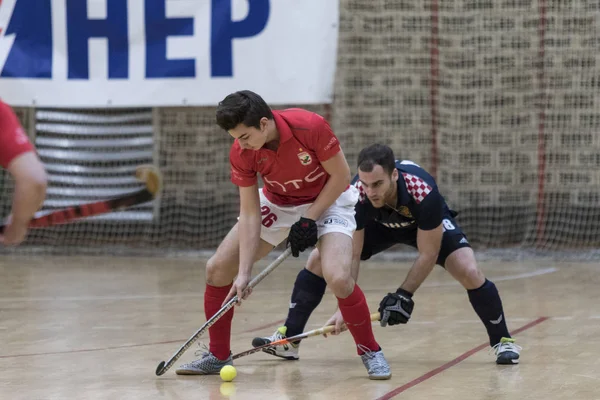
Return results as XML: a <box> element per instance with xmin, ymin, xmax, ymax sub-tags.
<box><xmin>176</xmin><ymin>90</ymin><xmax>391</xmax><ymax>379</ymax></box>
<box><xmin>0</xmin><ymin>100</ymin><xmax>47</xmax><ymax>245</ymax></box>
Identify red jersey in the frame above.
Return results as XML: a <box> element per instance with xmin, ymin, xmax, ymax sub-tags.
<box><xmin>230</xmin><ymin>109</ymin><xmax>341</xmax><ymax>206</ymax></box>
<box><xmin>0</xmin><ymin>100</ymin><xmax>34</xmax><ymax>168</ymax></box>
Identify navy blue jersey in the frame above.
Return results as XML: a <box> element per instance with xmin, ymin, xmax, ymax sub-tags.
<box><xmin>353</xmin><ymin>160</ymin><xmax>454</xmax><ymax>231</ymax></box>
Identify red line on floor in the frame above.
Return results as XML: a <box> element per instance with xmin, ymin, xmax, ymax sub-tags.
<box><xmin>376</xmin><ymin>317</ymin><xmax>549</xmax><ymax>400</ymax></box>
<box><xmin>0</xmin><ymin>318</ymin><xmax>285</xmax><ymax>359</ymax></box>
<box><xmin>241</xmin><ymin>318</ymin><xmax>286</xmax><ymax>334</ymax></box>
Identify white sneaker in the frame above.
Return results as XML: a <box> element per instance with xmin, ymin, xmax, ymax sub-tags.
<box><xmin>492</xmin><ymin>337</ymin><xmax>521</xmax><ymax>365</ymax></box>
<box><xmin>358</xmin><ymin>345</ymin><xmax>391</xmax><ymax>380</ymax></box>
<box><xmin>251</xmin><ymin>326</ymin><xmax>300</xmax><ymax>360</ymax></box>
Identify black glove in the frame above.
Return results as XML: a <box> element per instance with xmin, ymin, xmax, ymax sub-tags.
<box><xmin>378</xmin><ymin>288</ymin><xmax>414</xmax><ymax>327</ymax></box>
<box><xmin>287</xmin><ymin>217</ymin><xmax>318</xmax><ymax>257</ymax></box>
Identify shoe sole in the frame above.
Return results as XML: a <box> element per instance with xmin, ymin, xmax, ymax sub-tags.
<box><xmin>496</xmin><ymin>359</ymin><xmax>520</xmax><ymax>365</ymax></box>
<box><xmin>369</xmin><ymin>374</ymin><xmax>392</xmax><ymax>380</ymax></box>
<box><xmin>262</xmin><ymin>348</ymin><xmax>299</xmax><ymax>360</ymax></box>
<box><xmin>175</xmin><ymin>369</ymin><xmax>219</xmax><ymax>375</ymax></box>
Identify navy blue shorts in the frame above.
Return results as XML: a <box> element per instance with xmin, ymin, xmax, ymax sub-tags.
<box><xmin>359</xmin><ymin>213</ymin><xmax>471</xmax><ymax>267</ymax></box>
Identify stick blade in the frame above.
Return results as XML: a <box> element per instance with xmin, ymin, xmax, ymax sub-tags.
<box><xmin>135</xmin><ymin>165</ymin><xmax>163</xmax><ymax>196</ymax></box>
<box><xmin>155</xmin><ymin>361</ymin><xmax>166</xmax><ymax>376</ymax></box>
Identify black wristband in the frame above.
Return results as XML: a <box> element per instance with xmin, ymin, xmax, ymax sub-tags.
<box><xmin>396</xmin><ymin>288</ymin><xmax>413</xmax><ymax>298</ymax></box>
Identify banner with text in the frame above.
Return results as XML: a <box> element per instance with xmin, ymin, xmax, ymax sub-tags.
<box><xmin>0</xmin><ymin>0</ymin><xmax>338</xmax><ymax>107</ymax></box>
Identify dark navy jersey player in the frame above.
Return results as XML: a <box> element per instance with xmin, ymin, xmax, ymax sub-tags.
<box><xmin>353</xmin><ymin>158</ymin><xmax>468</xmax><ymax>266</ymax></box>
<box><xmin>254</xmin><ymin>144</ymin><xmax>522</xmax><ymax>365</ymax></box>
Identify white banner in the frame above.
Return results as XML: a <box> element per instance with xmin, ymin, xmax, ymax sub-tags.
<box><xmin>0</xmin><ymin>0</ymin><xmax>338</xmax><ymax>107</ymax></box>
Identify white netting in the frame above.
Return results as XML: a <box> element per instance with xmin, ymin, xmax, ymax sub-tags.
<box><xmin>332</xmin><ymin>0</ymin><xmax>600</xmax><ymax>252</ymax></box>
<box><xmin>2</xmin><ymin>0</ymin><xmax>599</xmax><ymax>256</ymax></box>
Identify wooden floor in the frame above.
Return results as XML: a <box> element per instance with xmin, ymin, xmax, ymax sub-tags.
<box><xmin>1</xmin><ymin>253</ymin><xmax>599</xmax><ymax>400</ymax></box>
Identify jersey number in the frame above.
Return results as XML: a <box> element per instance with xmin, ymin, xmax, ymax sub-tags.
<box><xmin>442</xmin><ymin>219</ymin><xmax>455</xmax><ymax>232</ymax></box>
<box><xmin>261</xmin><ymin>206</ymin><xmax>278</xmax><ymax>228</ymax></box>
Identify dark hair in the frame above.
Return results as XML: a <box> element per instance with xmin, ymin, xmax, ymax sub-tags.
<box><xmin>357</xmin><ymin>144</ymin><xmax>396</xmax><ymax>175</ymax></box>
<box><xmin>216</xmin><ymin>90</ymin><xmax>274</xmax><ymax>131</ymax></box>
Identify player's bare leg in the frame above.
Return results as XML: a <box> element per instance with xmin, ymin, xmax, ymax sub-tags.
<box><xmin>445</xmin><ymin>247</ymin><xmax>521</xmax><ymax>364</ymax></box>
<box><xmin>176</xmin><ymin>223</ymin><xmax>274</xmax><ymax>375</ymax></box>
<box><xmin>320</xmin><ymin>232</ymin><xmax>391</xmax><ymax>379</ymax></box>
<box><xmin>204</xmin><ymin>223</ymin><xmax>274</xmax><ymax>286</ymax></box>
<box><xmin>305</xmin><ymin>248</ymin><xmax>323</xmax><ymax>275</ymax></box>
<box><xmin>444</xmin><ymin>247</ymin><xmax>485</xmax><ymax>289</ymax></box>
<box><xmin>319</xmin><ymin>233</ymin><xmax>354</xmax><ymax>297</ymax></box>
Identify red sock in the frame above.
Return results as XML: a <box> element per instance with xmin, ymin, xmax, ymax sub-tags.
<box><xmin>337</xmin><ymin>284</ymin><xmax>379</xmax><ymax>355</ymax></box>
<box><xmin>205</xmin><ymin>283</ymin><xmax>234</xmax><ymax>360</ymax></box>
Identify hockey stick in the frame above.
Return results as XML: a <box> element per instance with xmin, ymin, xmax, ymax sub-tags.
<box><xmin>233</xmin><ymin>312</ymin><xmax>381</xmax><ymax>360</ymax></box>
<box><xmin>0</xmin><ymin>165</ymin><xmax>162</xmax><ymax>233</ymax></box>
<box><xmin>155</xmin><ymin>247</ymin><xmax>293</xmax><ymax>376</ymax></box>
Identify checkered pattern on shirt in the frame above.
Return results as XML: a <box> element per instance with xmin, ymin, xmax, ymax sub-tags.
<box><xmin>402</xmin><ymin>173</ymin><xmax>432</xmax><ymax>204</ymax></box>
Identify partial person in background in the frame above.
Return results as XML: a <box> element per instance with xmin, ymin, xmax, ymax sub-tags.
<box><xmin>254</xmin><ymin>143</ymin><xmax>522</xmax><ymax>365</ymax></box>
<box><xmin>0</xmin><ymin>100</ymin><xmax>47</xmax><ymax>245</ymax></box>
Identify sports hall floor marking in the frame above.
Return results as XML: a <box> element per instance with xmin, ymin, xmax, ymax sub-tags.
<box><xmin>422</xmin><ymin>267</ymin><xmax>558</xmax><ymax>288</ymax></box>
<box><xmin>0</xmin><ymin>266</ymin><xmax>558</xmax><ymax>302</ymax></box>
<box><xmin>375</xmin><ymin>317</ymin><xmax>549</xmax><ymax>400</ymax></box>
<box><xmin>573</xmin><ymin>374</ymin><xmax>600</xmax><ymax>381</ymax></box>
<box><xmin>0</xmin><ymin>318</ymin><xmax>285</xmax><ymax>359</ymax></box>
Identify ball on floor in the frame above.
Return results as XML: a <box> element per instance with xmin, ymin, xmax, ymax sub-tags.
<box><xmin>220</xmin><ymin>365</ymin><xmax>237</xmax><ymax>382</ymax></box>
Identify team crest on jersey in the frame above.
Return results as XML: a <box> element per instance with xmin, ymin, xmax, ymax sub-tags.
<box><xmin>397</xmin><ymin>206</ymin><xmax>413</xmax><ymax>218</ymax></box>
<box><xmin>297</xmin><ymin>152</ymin><xmax>312</xmax><ymax>166</ymax></box>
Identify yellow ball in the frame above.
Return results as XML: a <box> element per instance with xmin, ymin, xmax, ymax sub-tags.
<box><xmin>220</xmin><ymin>365</ymin><xmax>237</xmax><ymax>382</ymax></box>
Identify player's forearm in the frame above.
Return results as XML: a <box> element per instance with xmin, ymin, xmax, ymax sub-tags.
<box><xmin>10</xmin><ymin>175</ymin><xmax>47</xmax><ymax>225</ymax></box>
<box><xmin>237</xmin><ymin>213</ymin><xmax>262</xmax><ymax>276</ymax></box>
<box><xmin>399</xmin><ymin>254</ymin><xmax>437</xmax><ymax>294</ymax></box>
<box><xmin>304</xmin><ymin>173</ymin><xmax>350</xmax><ymax>220</ymax></box>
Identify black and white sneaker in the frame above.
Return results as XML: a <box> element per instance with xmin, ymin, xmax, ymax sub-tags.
<box><xmin>493</xmin><ymin>337</ymin><xmax>522</xmax><ymax>365</ymax></box>
<box><xmin>252</xmin><ymin>326</ymin><xmax>299</xmax><ymax>360</ymax></box>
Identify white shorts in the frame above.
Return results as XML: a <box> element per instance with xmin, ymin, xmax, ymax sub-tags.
<box><xmin>256</xmin><ymin>186</ymin><xmax>359</xmax><ymax>246</ymax></box>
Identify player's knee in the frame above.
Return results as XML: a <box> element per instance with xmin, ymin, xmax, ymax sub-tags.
<box><xmin>205</xmin><ymin>255</ymin><xmax>233</xmax><ymax>286</ymax></box>
<box><xmin>325</xmin><ymin>272</ymin><xmax>354</xmax><ymax>298</ymax></box>
<box><xmin>459</xmin><ymin>263</ymin><xmax>485</xmax><ymax>289</ymax></box>
<box><xmin>205</xmin><ymin>256</ymin><xmax>219</xmax><ymax>283</ymax></box>
<box><xmin>447</xmin><ymin>248</ymin><xmax>484</xmax><ymax>289</ymax></box>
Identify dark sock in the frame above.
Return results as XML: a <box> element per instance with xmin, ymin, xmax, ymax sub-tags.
<box><xmin>468</xmin><ymin>279</ymin><xmax>511</xmax><ymax>346</ymax></box>
<box><xmin>284</xmin><ymin>268</ymin><xmax>327</xmax><ymax>337</ymax></box>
